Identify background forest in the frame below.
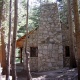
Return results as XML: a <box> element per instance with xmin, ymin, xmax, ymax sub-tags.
<box><xmin>0</xmin><ymin>0</ymin><xmax>80</xmax><ymax>80</ymax></box>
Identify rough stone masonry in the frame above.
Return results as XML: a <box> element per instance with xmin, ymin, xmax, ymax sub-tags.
<box><xmin>38</xmin><ymin>3</ymin><xmax>63</xmax><ymax>71</ymax></box>
<box><xmin>23</xmin><ymin>3</ymin><xmax>63</xmax><ymax>72</ymax></box>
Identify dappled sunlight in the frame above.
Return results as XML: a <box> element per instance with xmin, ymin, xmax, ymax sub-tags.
<box><xmin>57</xmin><ymin>75</ymin><xmax>64</xmax><ymax>78</ymax></box>
<box><xmin>32</xmin><ymin>75</ymin><xmax>47</xmax><ymax>80</ymax></box>
<box><xmin>0</xmin><ymin>0</ymin><xmax>79</xmax><ymax>79</ymax></box>
<box><xmin>68</xmin><ymin>68</ymin><xmax>75</xmax><ymax>72</ymax></box>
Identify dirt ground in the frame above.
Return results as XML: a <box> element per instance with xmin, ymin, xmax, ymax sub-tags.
<box><xmin>16</xmin><ymin>63</ymin><xmax>78</xmax><ymax>80</ymax></box>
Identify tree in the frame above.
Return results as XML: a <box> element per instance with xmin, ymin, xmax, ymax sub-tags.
<box><xmin>17</xmin><ymin>24</ymin><xmax>26</xmax><ymax>38</ymax></box>
<box><xmin>25</xmin><ymin>0</ymin><xmax>32</xmax><ymax>79</ymax></box>
<box><xmin>17</xmin><ymin>0</ymin><xmax>41</xmax><ymax>39</ymax></box>
<box><xmin>0</xmin><ymin>0</ymin><xmax>3</xmax><ymax>27</ymax></box>
<box><xmin>29</xmin><ymin>6</ymin><xmax>40</xmax><ymax>29</ymax></box>
<box><xmin>58</xmin><ymin>0</ymin><xmax>68</xmax><ymax>24</ymax></box>
<box><xmin>1</xmin><ymin>28</ymin><xmax>6</xmax><ymax>74</ymax></box>
<box><xmin>72</xmin><ymin>0</ymin><xmax>80</xmax><ymax>79</ymax></box>
<box><xmin>17</xmin><ymin>0</ymin><xmax>27</xmax><ymax>39</ymax></box>
<box><xmin>6</xmin><ymin>0</ymin><xmax>12</xmax><ymax>80</ymax></box>
<box><xmin>67</xmin><ymin>0</ymin><xmax>77</xmax><ymax>68</ymax></box>
<box><xmin>0</xmin><ymin>0</ymin><xmax>6</xmax><ymax>74</ymax></box>
<box><xmin>11</xmin><ymin>0</ymin><xmax>18</xmax><ymax>80</ymax></box>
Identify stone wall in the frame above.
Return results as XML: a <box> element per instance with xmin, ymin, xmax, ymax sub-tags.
<box><xmin>38</xmin><ymin>3</ymin><xmax>63</xmax><ymax>71</ymax></box>
<box><xmin>61</xmin><ymin>23</ymin><xmax>70</xmax><ymax>67</ymax></box>
<box><xmin>27</xmin><ymin>29</ymin><xmax>38</xmax><ymax>71</ymax></box>
<box><xmin>23</xmin><ymin>3</ymin><xmax>63</xmax><ymax>72</ymax></box>
<box><xmin>61</xmin><ymin>22</ymin><xmax>77</xmax><ymax>67</ymax></box>
<box><xmin>23</xmin><ymin>29</ymin><xmax>38</xmax><ymax>71</ymax></box>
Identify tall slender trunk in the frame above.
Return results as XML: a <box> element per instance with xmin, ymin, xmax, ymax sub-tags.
<box><xmin>6</xmin><ymin>0</ymin><xmax>12</xmax><ymax>80</ymax></box>
<box><xmin>67</xmin><ymin>0</ymin><xmax>77</xmax><ymax>68</ymax></box>
<box><xmin>72</xmin><ymin>0</ymin><xmax>80</xmax><ymax>79</ymax></box>
<box><xmin>1</xmin><ymin>29</ymin><xmax>6</xmax><ymax>74</ymax></box>
<box><xmin>0</xmin><ymin>0</ymin><xmax>3</xmax><ymax>27</ymax></box>
<box><xmin>11</xmin><ymin>0</ymin><xmax>18</xmax><ymax>80</ymax></box>
<box><xmin>25</xmin><ymin>0</ymin><xmax>31</xmax><ymax>80</ymax></box>
<box><xmin>0</xmin><ymin>0</ymin><xmax>6</xmax><ymax>74</ymax></box>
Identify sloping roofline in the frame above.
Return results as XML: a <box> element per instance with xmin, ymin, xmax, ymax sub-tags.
<box><xmin>16</xmin><ymin>28</ymin><xmax>38</xmax><ymax>48</ymax></box>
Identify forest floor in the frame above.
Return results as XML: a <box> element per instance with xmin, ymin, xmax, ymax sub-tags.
<box><xmin>16</xmin><ymin>63</ymin><xmax>78</xmax><ymax>80</ymax></box>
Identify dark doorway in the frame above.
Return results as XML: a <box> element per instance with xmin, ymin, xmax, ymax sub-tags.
<box><xmin>65</xmin><ymin>46</ymin><xmax>70</xmax><ymax>57</ymax></box>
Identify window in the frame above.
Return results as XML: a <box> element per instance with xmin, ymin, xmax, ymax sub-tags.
<box><xmin>65</xmin><ymin>46</ymin><xmax>70</xmax><ymax>57</ymax></box>
<box><xmin>79</xmin><ymin>10</ymin><xmax>80</xmax><ymax>14</ymax></box>
<box><xmin>30</xmin><ymin>47</ymin><xmax>38</xmax><ymax>57</ymax></box>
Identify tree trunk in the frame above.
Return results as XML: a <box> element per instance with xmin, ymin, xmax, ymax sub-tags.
<box><xmin>67</xmin><ymin>0</ymin><xmax>77</xmax><ymax>68</ymax></box>
<box><xmin>11</xmin><ymin>0</ymin><xmax>18</xmax><ymax>80</ymax></box>
<box><xmin>6</xmin><ymin>0</ymin><xmax>12</xmax><ymax>80</ymax></box>
<box><xmin>0</xmin><ymin>0</ymin><xmax>3</xmax><ymax>27</ymax></box>
<box><xmin>1</xmin><ymin>29</ymin><xmax>6</xmax><ymax>74</ymax></box>
<box><xmin>0</xmin><ymin>0</ymin><xmax>6</xmax><ymax>74</ymax></box>
<box><xmin>72</xmin><ymin>0</ymin><xmax>80</xmax><ymax>79</ymax></box>
<box><xmin>25</xmin><ymin>0</ymin><xmax>32</xmax><ymax>80</ymax></box>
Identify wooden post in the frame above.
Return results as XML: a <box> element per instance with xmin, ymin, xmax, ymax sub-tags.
<box><xmin>20</xmin><ymin>48</ymin><xmax>22</xmax><ymax>63</ymax></box>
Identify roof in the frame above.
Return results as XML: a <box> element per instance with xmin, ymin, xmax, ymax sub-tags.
<box><xmin>16</xmin><ymin>28</ymin><xmax>38</xmax><ymax>48</ymax></box>
<box><xmin>16</xmin><ymin>34</ymin><xmax>26</xmax><ymax>48</ymax></box>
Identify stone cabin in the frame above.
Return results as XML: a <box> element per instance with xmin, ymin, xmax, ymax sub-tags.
<box><xmin>16</xmin><ymin>3</ymin><xmax>72</xmax><ymax>71</ymax></box>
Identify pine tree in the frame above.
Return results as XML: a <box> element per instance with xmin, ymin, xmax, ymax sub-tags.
<box><xmin>67</xmin><ymin>0</ymin><xmax>77</xmax><ymax>68</ymax></box>
<box><xmin>11</xmin><ymin>0</ymin><xmax>18</xmax><ymax>80</ymax></box>
<box><xmin>6</xmin><ymin>0</ymin><xmax>12</xmax><ymax>80</ymax></box>
<box><xmin>0</xmin><ymin>0</ymin><xmax>3</xmax><ymax>27</ymax></box>
<box><xmin>73</xmin><ymin>0</ymin><xmax>80</xmax><ymax>79</ymax></box>
<box><xmin>25</xmin><ymin>0</ymin><xmax>32</xmax><ymax>79</ymax></box>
